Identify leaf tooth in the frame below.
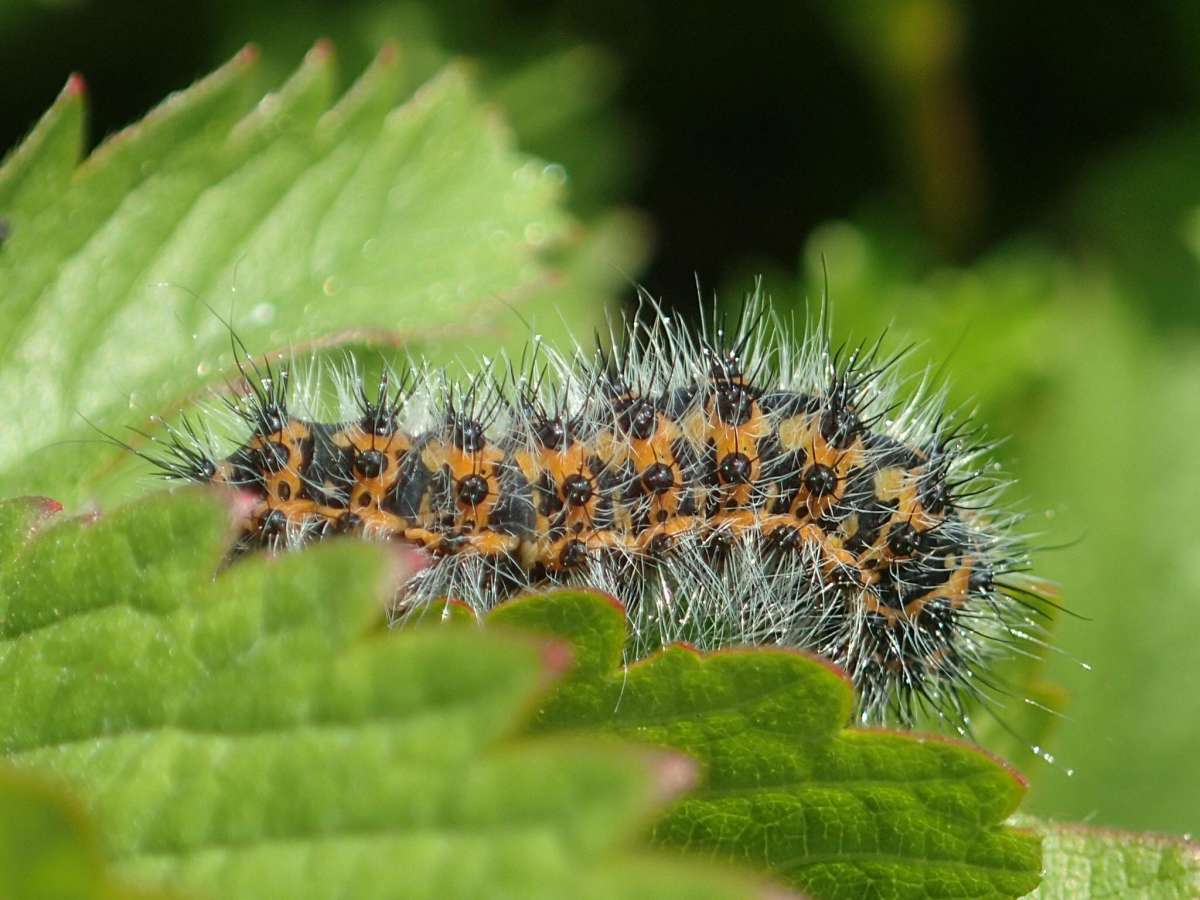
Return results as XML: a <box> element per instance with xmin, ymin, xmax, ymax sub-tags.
<box><xmin>0</xmin><ymin>72</ymin><xmax>87</xmax><ymax>215</ymax></box>
<box><xmin>230</xmin><ymin>41</ymin><xmax>339</xmax><ymax>149</ymax></box>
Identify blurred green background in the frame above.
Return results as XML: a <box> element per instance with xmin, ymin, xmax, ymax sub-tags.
<box><xmin>3</xmin><ymin>0</ymin><xmax>1198</xmax><ymax>837</ymax></box>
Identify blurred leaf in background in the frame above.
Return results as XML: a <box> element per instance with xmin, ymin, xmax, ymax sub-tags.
<box><xmin>1019</xmin><ymin>816</ymin><xmax>1200</xmax><ymax>899</ymax></box>
<box><xmin>0</xmin><ymin>762</ymin><xmax>176</xmax><ymax>900</ymax></box>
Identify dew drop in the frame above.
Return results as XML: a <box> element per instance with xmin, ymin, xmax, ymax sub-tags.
<box><xmin>251</xmin><ymin>302</ymin><xmax>275</xmax><ymax>324</ymax></box>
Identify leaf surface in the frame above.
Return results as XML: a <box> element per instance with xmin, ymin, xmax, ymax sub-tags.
<box><xmin>0</xmin><ymin>46</ymin><xmax>631</xmax><ymax>503</ymax></box>
<box><xmin>489</xmin><ymin>589</ymin><xmax>1043</xmax><ymax>900</ymax></box>
<box><xmin>0</xmin><ymin>492</ymin><xmax>770</xmax><ymax>900</ymax></box>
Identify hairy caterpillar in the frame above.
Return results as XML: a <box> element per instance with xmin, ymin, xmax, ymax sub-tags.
<box><xmin>126</xmin><ymin>291</ymin><xmax>1053</xmax><ymax>730</ymax></box>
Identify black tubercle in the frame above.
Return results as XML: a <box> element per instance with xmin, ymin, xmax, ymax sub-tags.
<box><xmin>803</xmin><ymin>463</ymin><xmax>838</xmax><ymax>497</ymax></box>
<box><xmin>450</xmin><ymin>416</ymin><xmax>487</xmax><ymax>453</ymax></box>
<box><xmin>535</xmin><ymin>416</ymin><xmax>568</xmax><ymax>450</ymax></box>
<box><xmin>258</xmin><ymin>441</ymin><xmax>290</xmax><ymax>474</ymax></box>
<box><xmin>916</xmin><ymin>458</ymin><xmax>953</xmax><ymax>513</ymax></box>
<box><xmin>260</xmin><ymin>508</ymin><xmax>289</xmax><ymax>538</ymax></box>
<box><xmin>718</xmin><ymin>452</ymin><xmax>752</xmax><ymax>485</ymax></box>
<box><xmin>336</xmin><ymin>512</ymin><xmax>363</xmax><ymax>533</ymax></box>
<box><xmin>457</xmin><ymin>473</ymin><xmax>489</xmax><ymax>506</ymax></box>
<box><xmin>614</xmin><ymin>396</ymin><xmax>657</xmax><ymax>440</ymax></box>
<box><xmin>820</xmin><ymin>404</ymin><xmax>861</xmax><ymax>449</ymax></box>
<box><xmin>887</xmin><ymin>522</ymin><xmax>923</xmax><ymax>557</ymax></box>
<box><xmin>641</xmin><ymin>462</ymin><xmax>675</xmax><ymax>494</ymax></box>
<box><xmin>713</xmin><ymin>381</ymin><xmax>757</xmax><ymax>426</ymax></box>
<box><xmin>563</xmin><ymin>473</ymin><xmax>594</xmax><ymax>506</ymax></box>
<box><xmin>224</xmin><ymin>338</ymin><xmax>292</xmax><ymax>439</ymax></box>
<box><xmin>354</xmin><ymin>448</ymin><xmax>388</xmax><ymax>479</ymax></box>
<box><xmin>356</xmin><ymin>369</ymin><xmax>411</xmax><ymax>438</ymax></box>
<box><xmin>138</xmin><ymin>414</ymin><xmax>222</xmax><ymax>484</ymax></box>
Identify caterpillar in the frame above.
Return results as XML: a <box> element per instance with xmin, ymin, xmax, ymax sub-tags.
<box><xmin>128</xmin><ymin>291</ymin><xmax>1051</xmax><ymax>730</ymax></box>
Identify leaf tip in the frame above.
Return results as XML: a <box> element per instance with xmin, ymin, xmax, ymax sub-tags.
<box><xmin>64</xmin><ymin>73</ymin><xmax>87</xmax><ymax>99</ymax></box>
<box><xmin>227</xmin><ymin>488</ymin><xmax>263</xmax><ymax>530</ymax></box>
<box><xmin>385</xmin><ymin>541</ymin><xmax>432</xmax><ymax>587</ymax></box>
<box><xmin>235</xmin><ymin>43</ymin><xmax>261</xmax><ymax>67</ymax></box>
<box><xmin>376</xmin><ymin>41</ymin><xmax>400</xmax><ymax>67</ymax></box>
<box><xmin>580</xmin><ymin>587</ymin><xmax>628</xmax><ymax>618</ymax></box>
<box><xmin>36</xmin><ymin>496</ymin><xmax>64</xmax><ymax>516</ymax></box>
<box><xmin>3</xmin><ymin>496</ymin><xmax>65</xmax><ymax>544</ymax></box>
<box><xmin>309</xmin><ymin>38</ymin><xmax>337</xmax><ymax>64</ymax></box>
<box><xmin>540</xmin><ymin>636</ymin><xmax>576</xmax><ymax>680</ymax></box>
<box><xmin>647</xmin><ymin>750</ymin><xmax>700</xmax><ymax>805</ymax></box>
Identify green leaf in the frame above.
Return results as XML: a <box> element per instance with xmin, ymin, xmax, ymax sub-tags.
<box><xmin>0</xmin><ymin>763</ymin><xmax>175</xmax><ymax>900</ymax></box>
<box><xmin>489</xmin><ymin>588</ymin><xmax>1043</xmax><ymax>900</ymax></box>
<box><xmin>1018</xmin><ymin>818</ymin><xmax>1200</xmax><ymax>899</ymax></box>
<box><xmin>0</xmin><ymin>45</ymin><xmax>637</xmax><ymax>505</ymax></box>
<box><xmin>0</xmin><ymin>490</ymin><xmax>771</xmax><ymax>899</ymax></box>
